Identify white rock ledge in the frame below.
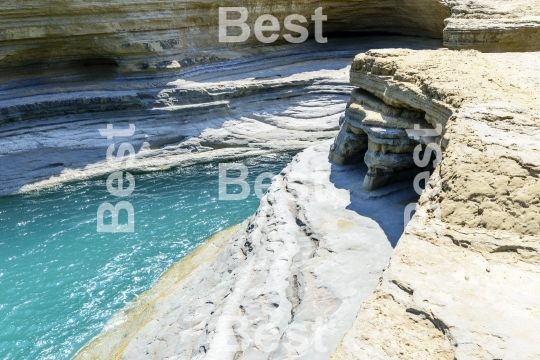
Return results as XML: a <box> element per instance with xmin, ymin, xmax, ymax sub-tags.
<box><xmin>74</xmin><ymin>140</ymin><xmax>401</xmax><ymax>360</ymax></box>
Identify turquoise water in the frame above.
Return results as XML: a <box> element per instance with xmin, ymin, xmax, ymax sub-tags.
<box><xmin>0</xmin><ymin>154</ymin><xmax>294</xmax><ymax>360</ymax></box>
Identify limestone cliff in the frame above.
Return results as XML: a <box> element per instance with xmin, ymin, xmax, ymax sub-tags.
<box><xmin>2</xmin><ymin>0</ymin><xmax>540</xmax><ymax>73</ymax></box>
<box><xmin>0</xmin><ymin>0</ymin><xmax>448</xmax><ymax>72</ymax></box>
<box><xmin>331</xmin><ymin>49</ymin><xmax>540</xmax><ymax>359</ymax></box>
<box><xmin>2</xmin><ymin>0</ymin><xmax>540</xmax><ymax>358</ymax></box>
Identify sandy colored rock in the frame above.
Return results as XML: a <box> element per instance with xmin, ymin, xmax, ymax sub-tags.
<box><xmin>0</xmin><ymin>0</ymin><xmax>448</xmax><ymax>72</ymax></box>
<box><xmin>332</xmin><ymin>48</ymin><xmax>540</xmax><ymax>359</ymax></box>
<box><xmin>0</xmin><ymin>37</ymin><xmax>440</xmax><ymax>196</ymax></box>
<box><xmin>329</xmin><ymin>88</ymin><xmax>434</xmax><ymax>189</ymax></box>
<box><xmin>1</xmin><ymin>1</ymin><xmax>540</xmax><ymax>358</ymax></box>
<box><xmin>2</xmin><ymin>0</ymin><xmax>540</xmax><ymax>73</ymax></box>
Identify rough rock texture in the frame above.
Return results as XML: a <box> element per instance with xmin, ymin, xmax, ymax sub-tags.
<box><xmin>0</xmin><ymin>0</ymin><xmax>449</xmax><ymax>72</ymax></box>
<box><xmin>443</xmin><ymin>0</ymin><xmax>540</xmax><ymax>52</ymax></box>
<box><xmin>2</xmin><ymin>0</ymin><xmax>540</xmax><ymax>72</ymax></box>
<box><xmin>73</xmin><ymin>140</ymin><xmax>418</xmax><ymax>360</ymax></box>
<box><xmin>0</xmin><ymin>37</ymin><xmax>439</xmax><ymax>195</ymax></box>
<box><xmin>2</xmin><ymin>1</ymin><xmax>540</xmax><ymax>358</ymax></box>
<box><xmin>331</xmin><ymin>49</ymin><xmax>540</xmax><ymax>359</ymax></box>
<box><xmin>329</xmin><ymin>88</ymin><xmax>437</xmax><ymax>190</ymax></box>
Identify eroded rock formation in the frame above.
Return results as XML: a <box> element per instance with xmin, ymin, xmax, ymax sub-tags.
<box><xmin>76</xmin><ymin>45</ymin><xmax>540</xmax><ymax>359</ymax></box>
<box><xmin>329</xmin><ymin>88</ymin><xmax>438</xmax><ymax>190</ymax></box>
<box><xmin>2</xmin><ymin>0</ymin><xmax>540</xmax><ymax>73</ymax></box>
<box><xmin>0</xmin><ymin>0</ymin><xmax>448</xmax><ymax>72</ymax></box>
<box><xmin>2</xmin><ymin>0</ymin><xmax>540</xmax><ymax>358</ymax></box>
<box><xmin>331</xmin><ymin>48</ymin><xmax>540</xmax><ymax>359</ymax></box>
<box><xmin>0</xmin><ymin>37</ymin><xmax>440</xmax><ymax>196</ymax></box>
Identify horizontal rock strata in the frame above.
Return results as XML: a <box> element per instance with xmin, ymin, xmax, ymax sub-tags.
<box><xmin>0</xmin><ymin>0</ymin><xmax>450</xmax><ymax>72</ymax></box>
<box><xmin>329</xmin><ymin>88</ymin><xmax>438</xmax><ymax>190</ymax></box>
<box><xmin>331</xmin><ymin>49</ymin><xmax>540</xmax><ymax>359</ymax></box>
<box><xmin>2</xmin><ymin>0</ymin><xmax>540</xmax><ymax>72</ymax></box>
<box><xmin>0</xmin><ymin>37</ymin><xmax>440</xmax><ymax>195</ymax></box>
<box><xmin>443</xmin><ymin>0</ymin><xmax>540</xmax><ymax>52</ymax></box>
<box><xmin>74</xmin><ymin>140</ymin><xmax>403</xmax><ymax>360</ymax></box>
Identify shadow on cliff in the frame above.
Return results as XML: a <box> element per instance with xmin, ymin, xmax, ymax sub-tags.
<box><xmin>329</xmin><ymin>162</ymin><xmax>419</xmax><ymax>247</ymax></box>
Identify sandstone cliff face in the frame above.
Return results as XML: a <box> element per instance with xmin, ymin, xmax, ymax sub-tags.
<box><xmin>0</xmin><ymin>0</ymin><xmax>448</xmax><ymax>72</ymax></box>
<box><xmin>331</xmin><ymin>49</ymin><xmax>540</xmax><ymax>359</ymax></box>
<box><xmin>329</xmin><ymin>88</ymin><xmax>436</xmax><ymax>190</ymax></box>
<box><xmin>2</xmin><ymin>0</ymin><xmax>540</xmax><ymax>358</ymax></box>
<box><xmin>443</xmin><ymin>0</ymin><xmax>540</xmax><ymax>52</ymax></box>
<box><xmin>75</xmin><ymin>45</ymin><xmax>540</xmax><ymax>359</ymax></box>
<box><xmin>2</xmin><ymin>0</ymin><xmax>540</xmax><ymax>73</ymax></box>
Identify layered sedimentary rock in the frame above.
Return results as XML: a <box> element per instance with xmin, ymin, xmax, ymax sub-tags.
<box><xmin>329</xmin><ymin>88</ymin><xmax>438</xmax><ymax>190</ymax></box>
<box><xmin>2</xmin><ymin>0</ymin><xmax>540</xmax><ymax>73</ymax></box>
<box><xmin>443</xmin><ymin>0</ymin><xmax>540</xmax><ymax>52</ymax></box>
<box><xmin>0</xmin><ymin>0</ymin><xmax>448</xmax><ymax>73</ymax></box>
<box><xmin>74</xmin><ymin>140</ymin><xmax>417</xmax><ymax>360</ymax></box>
<box><xmin>2</xmin><ymin>0</ymin><xmax>540</xmax><ymax>358</ymax></box>
<box><xmin>331</xmin><ymin>49</ymin><xmax>540</xmax><ymax>359</ymax></box>
<box><xmin>75</xmin><ymin>42</ymin><xmax>540</xmax><ymax>358</ymax></box>
<box><xmin>0</xmin><ymin>37</ymin><xmax>440</xmax><ymax>195</ymax></box>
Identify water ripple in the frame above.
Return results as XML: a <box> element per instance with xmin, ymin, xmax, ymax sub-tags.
<box><xmin>0</xmin><ymin>153</ymin><xmax>293</xmax><ymax>359</ymax></box>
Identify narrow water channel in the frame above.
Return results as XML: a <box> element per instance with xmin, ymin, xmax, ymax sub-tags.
<box><xmin>0</xmin><ymin>153</ymin><xmax>294</xmax><ymax>359</ymax></box>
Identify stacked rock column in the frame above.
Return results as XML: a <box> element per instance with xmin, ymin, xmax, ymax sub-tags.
<box><xmin>329</xmin><ymin>89</ymin><xmax>438</xmax><ymax>190</ymax></box>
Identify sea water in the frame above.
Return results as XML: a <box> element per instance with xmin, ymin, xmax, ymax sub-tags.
<box><xmin>0</xmin><ymin>154</ymin><xmax>294</xmax><ymax>359</ymax></box>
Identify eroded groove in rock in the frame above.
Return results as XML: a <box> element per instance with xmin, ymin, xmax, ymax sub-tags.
<box><xmin>0</xmin><ymin>38</ymin><xmax>441</xmax><ymax>196</ymax></box>
<box><xmin>329</xmin><ymin>87</ymin><xmax>439</xmax><ymax>190</ymax></box>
